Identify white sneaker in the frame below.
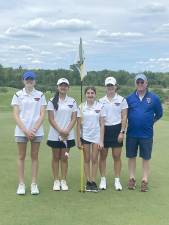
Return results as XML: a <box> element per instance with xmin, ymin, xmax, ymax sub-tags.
<box><xmin>114</xmin><ymin>178</ymin><xmax>122</xmax><ymax>191</ymax></box>
<box><xmin>99</xmin><ymin>177</ymin><xmax>107</xmax><ymax>190</ymax></box>
<box><xmin>16</xmin><ymin>183</ymin><xmax>26</xmax><ymax>195</ymax></box>
<box><xmin>53</xmin><ymin>180</ymin><xmax>61</xmax><ymax>191</ymax></box>
<box><xmin>60</xmin><ymin>180</ymin><xmax>69</xmax><ymax>191</ymax></box>
<box><xmin>31</xmin><ymin>183</ymin><xmax>39</xmax><ymax>195</ymax></box>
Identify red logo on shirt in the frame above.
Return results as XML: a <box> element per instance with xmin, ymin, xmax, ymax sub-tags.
<box><xmin>95</xmin><ymin>110</ymin><xmax>100</xmax><ymax>113</ymax></box>
<box><xmin>34</xmin><ymin>97</ymin><xmax>40</xmax><ymax>101</ymax></box>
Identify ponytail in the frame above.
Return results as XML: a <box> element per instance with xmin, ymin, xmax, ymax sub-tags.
<box><xmin>52</xmin><ymin>91</ymin><xmax>59</xmax><ymax>110</ymax></box>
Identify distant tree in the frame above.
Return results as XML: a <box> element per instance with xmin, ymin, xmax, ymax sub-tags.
<box><xmin>151</xmin><ymin>88</ymin><xmax>165</xmax><ymax>103</ymax></box>
<box><xmin>0</xmin><ymin>65</ymin><xmax>169</xmax><ymax>104</ymax></box>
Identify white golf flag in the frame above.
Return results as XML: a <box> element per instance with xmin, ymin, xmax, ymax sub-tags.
<box><xmin>73</xmin><ymin>38</ymin><xmax>87</xmax><ymax>81</ymax></box>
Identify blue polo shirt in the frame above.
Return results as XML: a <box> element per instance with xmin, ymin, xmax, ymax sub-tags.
<box><xmin>126</xmin><ymin>90</ymin><xmax>163</xmax><ymax>138</ymax></box>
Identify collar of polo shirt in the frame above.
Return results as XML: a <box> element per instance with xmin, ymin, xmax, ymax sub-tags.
<box><xmin>84</xmin><ymin>100</ymin><xmax>97</xmax><ymax>109</ymax></box>
<box><xmin>105</xmin><ymin>93</ymin><xmax>118</xmax><ymax>102</ymax></box>
<box><xmin>59</xmin><ymin>95</ymin><xmax>68</xmax><ymax>102</ymax></box>
<box><xmin>22</xmin><ymin>88</ymin><xmax>36</xmax><ymax>95</ymax></box>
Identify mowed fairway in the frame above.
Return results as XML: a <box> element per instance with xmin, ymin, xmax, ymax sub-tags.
<box><xmin>0</xmin><ymin>87</ymin><xmax>169</xmax><ymax>225</ymax></box>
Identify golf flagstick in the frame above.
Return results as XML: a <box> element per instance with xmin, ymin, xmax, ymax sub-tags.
<box><xmin>70</xmin><ymin>38</ymin><xmax>87</xmax><ymax>192</ymax></box>
<box><xmin>79</xmin><ymin>63</ymin><xmax>85</xmax><ymax>193</ymax></box>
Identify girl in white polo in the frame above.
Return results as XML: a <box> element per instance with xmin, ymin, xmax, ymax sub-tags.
<box><xmin>47</xmin><ymin>78</ymin><xmax>77</xmax><ymax>191</ymax></box>
<box><xmin>77</xmin><ymin>86</ymin><xmax>105</xmax><ymax>192</ymax></box>
<box><xmin>11</xmin><ymin>71</ymin><xmax>47</xmax><ymax>195</ymax></box>
<box><xmin>99</xmin><ymin>77</ymin><xmax>128</xmax><ymax>191</ymax></box>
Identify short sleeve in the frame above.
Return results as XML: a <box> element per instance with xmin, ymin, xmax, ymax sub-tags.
<box><xmin>11</xmin><ymin>94</ymin><xmax>19</xmax><ymax>106</ymax></box>
<box><xmin>72</xmin><ymin>100</ymin><xmax>78</xmax><ymax>112</ymax></box>
<box><xmin>41</xmin><ymin>94</ymin><xmax>47</xmax><ymax>106</ymax></box>
<box><xmin>100</xmin><ymin>105</ymin><xmax>106</xmax><ymax>117</ymax></box>
<box><xmin>47</xmin><ymin>100</ymin><xmax>54</xmax><ymax>111</ymax></box>
<box><xmin>121</xmin><ymin>98</ymin><xmax>128</xmax><ymax>110</ymax></box>
<box><xmin>77</xmin><ymin>105</ymin><xmax>81</xmax><ymax>117</ymax></box>
<box><xmin>77</xmin><ymin>103</ymin><xmax>85</xmax><ymax>117</ymax></box>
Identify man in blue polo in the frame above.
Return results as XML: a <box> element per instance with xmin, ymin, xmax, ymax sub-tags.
<box><xmin>126</xmin><ymin>73</ymin><xmax>163</xmax><ymax>192</ymax></box>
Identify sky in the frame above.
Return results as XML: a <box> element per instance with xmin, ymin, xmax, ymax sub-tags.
<box><xmin>0</xmin><ymin>0</ymin><xmax>169</xmax><ymax>72</ymax></box>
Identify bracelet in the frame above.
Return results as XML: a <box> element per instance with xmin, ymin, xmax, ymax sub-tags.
<box><xmin>120</xmin><ymin>130</ymin><xmax>125</xmax><ymax>134</ymax></box>
<box><xmin>33</xmin><ymin>127</ymin><xmax>38</xmax><ymax>131</ymax></box>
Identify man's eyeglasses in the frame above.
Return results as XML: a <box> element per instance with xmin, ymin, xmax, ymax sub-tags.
<box><xmin>136</xmin><ymin>80</ymin><xmax>144</xmax><ymax>84</ymax></box>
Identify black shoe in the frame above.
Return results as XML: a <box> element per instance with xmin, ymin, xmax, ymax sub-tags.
<box><xmin>85</xmin><ymin>181</ymin><xmax>92</xmax><ymax>192</ymax></box>
<box><xmin>90</xmin><ymin>181</ymin><xmax>99</xmax><ymax>193</ymax></box>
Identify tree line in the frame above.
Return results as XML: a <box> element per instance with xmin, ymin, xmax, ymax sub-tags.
<box><xmin>0</xmin><ymin>64</ymin><xmax>169</xmax><ymax>102</ymax></box>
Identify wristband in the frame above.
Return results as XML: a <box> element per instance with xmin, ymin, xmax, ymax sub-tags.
<box><xmin>120</xmin><ymin>130</ymin><xmax>125</xmax><ymax>134</ymax></box>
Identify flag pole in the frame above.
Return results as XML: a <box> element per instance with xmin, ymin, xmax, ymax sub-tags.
<box><xmin>70</xmin><ymin>37</ymin><xmax>86</xmax><ymax>192</ymax></box>
<box><xmin>79</xmin><ymin>63</ymin><xmax>85</xmax><ymax>193</ymax></box>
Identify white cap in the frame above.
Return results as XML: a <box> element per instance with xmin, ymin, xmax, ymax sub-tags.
<box><xmin>105</xmin><ymin>77</ymin><xmax>117</xmax><ymax>86</ymax></box>
<box><xmin>135</xmin><ymin>74</ymin><xmax>147</xmax><ymax>82</ymax></box>
<box><xmin>57</xmin><ymin>78</ymin><xmax>69</xmax><ymax>85</ymax></box>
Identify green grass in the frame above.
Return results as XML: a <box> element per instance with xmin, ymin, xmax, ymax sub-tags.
<box><xmin>1</xmin><ymin>87</ymin><xmax>169</xmax><ymax>225</ymax></box>
<box><xmin>1</xmin><ymin>113</ymin><xmax>169</xmax><ymax>225</ymax></box>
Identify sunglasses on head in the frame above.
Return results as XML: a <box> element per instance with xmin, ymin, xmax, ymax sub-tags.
<box><xmin>136</xmin><ymin>80</ymin><xmax>144</xmax><ymax>84</ymax></box>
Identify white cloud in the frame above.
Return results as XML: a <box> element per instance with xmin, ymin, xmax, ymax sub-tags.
<box><xmin>0</xmin><ymin>34</ymin><xmax>5</xmax><ymax>39</ymax></box>
<box><xmin>27</xmin><ymin>57</ymin><xmax>33</xmax><ymax>61</ymax></box>
<box><xmin>5</xmin><ymin>27</ymin><xmax>43</xmax><ymax>38</ymax></box>
<box><xmin>155</xmin><ymin>23</ymin><xmax>169</xmax><ymax>33</ymax></box>
<box><xmin>1</xmin><ymin>0</ymin><xmax>169</xmax><ymax>72</ymax></box>
<box><xmin>31</xmin><ymin>60</ymin><xmax>42</xmax><ymax>64</ymax></box>
<box><xmin>0</xmin><ymin>57</ymin><xmax>7</xmax><ymax>62</ymax></box>
<box><xmin>10</xmin><ymin>45</ymin><xmax>34</xmax><ymax>52</ymax></box>
<box><xmin>157</xmin><ymin>58</ymin><xmax>169</xmax><ymax>62</ymax></box>
<box><xmin>94</xmin><ymin>39</ymin><xmax>111</xmax><ymax>44</ymax></box>
<box><xmin>54</xmin><ymin>42</ymin><xmax>73</xmax><ymax>48</ymax></box>
<box><xmin>22</xmin><ymin>18</ymin><xmax>94</xmax><ymax>32</ymax></box>
<box><xmin>136</xmin><ymin>57</ymin><xmax>169</xmax><ymax>71</ymax></box>
<box><xmin>96</xmin><ymin>29</ymin><xmax>144</xmax><ymax>40</ymax></box>
<box><xmin>140</xmin><ymin>2</ymin><xmax>167</xmax><ymax>14</ymax></box>
<box><xmin>40</xmin><ymin>51</ymin><xmax>52</xmax><ymax>55</ymax></box>
<box><xmin>26</xmin><ymin>53</ymin><xmax>35</xmax><ymax>57</ymax></box>
<box><xmin>0</xmin><ymin>1</ymin><xmax>21</xmax><ymax>10</ymax></box>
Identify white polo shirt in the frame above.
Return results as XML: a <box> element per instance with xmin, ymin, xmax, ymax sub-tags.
<box><xmin>99</xmin><ymin>94</ymin><xmax>128</xmax><ymax>126</ymax></box>
<box><xmin>11</xmin><ymin>88</ymin><xmax>47</xmax><ymax>136</ymax></box>
<box><xmin>77</xmin><ymin>101</ymin><xmax>106</xmax><ymax>144</ymax></box>
<box><xmin>47</xmin><ymin>95</ymin><xmax>77</xmax><ymax>141</ymax></box>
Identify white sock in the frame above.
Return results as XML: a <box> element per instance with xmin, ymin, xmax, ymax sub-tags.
<box><xmin>115</xmin><ymin>177</ymin><xmax>120</xmax><ymax>182</ymax></box>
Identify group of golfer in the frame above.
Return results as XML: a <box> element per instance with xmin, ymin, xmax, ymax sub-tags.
<box><xmin>11</xmin><ymin>71</ymin><xmax>163</xmax><ymax>195</ymax></box>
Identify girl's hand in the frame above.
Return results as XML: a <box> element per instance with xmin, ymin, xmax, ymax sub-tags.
<box><xmin>29</xmin><ymin>128</ymin><xmax>37</xmax><ymax>140</ymax></box>
<box><xmin>24</xmin><ymin>130</ymin><xmax>33</xmax><ymax>140</ymax></box>
<box><xmin>59</xmin><ymin>129</ymin><xmax>69</xmax><ymax>138</ymax></box>
<box><xmin>98</xmin><ymin>142</ymin><xmax>104</xmax><ymax>150</ymax></box>
<box><xmin>77</xmin><ymin>139</ymin><xmax>83</xmax><ymax>150</ymax></box>
<box><xmin>117</xmin><ymin>133</ymin><xmax>124</xmax><ymax>143</ymax></box>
